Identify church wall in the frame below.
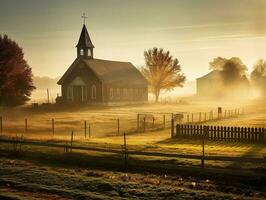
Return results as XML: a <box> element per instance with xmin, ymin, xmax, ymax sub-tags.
<box><xmin>197</xmin><ymin>78</ymin><xmax>223</xmax><ymax>97</ymax></box>
<box><xmin>104</xmin><ymin>84</ymin><xmax>148</xmax><ymax>102</ymax></box>
<box><xmin>61</xmin><ymin>62</ymin><xmax>103</xmax><ymax>103</ymax></box>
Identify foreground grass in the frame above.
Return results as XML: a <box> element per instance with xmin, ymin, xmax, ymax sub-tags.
<box><xmin>0</xmin><ymin>157</ymin><xmax>265</xmax><ymax>200</ymax></box>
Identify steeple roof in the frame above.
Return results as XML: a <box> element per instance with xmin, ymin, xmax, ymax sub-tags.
<box><xmin>76</xmin><ymin>24</ymin><xmax>94</xmax><ymax>48</ymax></box>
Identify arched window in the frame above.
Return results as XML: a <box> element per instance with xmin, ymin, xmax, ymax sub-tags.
<box><xmin>67</xmin><ymin>87</ymin><xmax>72</xmax><ymax>101</ymax></box>
<box><xmin>91</xmin><ymin>85</ymin><xmax>96</xmax><ymax>99</ymax></box>
<box><xmin>116</xmin><ymin>88</ymin><xmax>120</xmax><ymax>99</ymax></box>
<box><xmin>129</xmin><ymin>88</ymin><xmax>133</xmax><ymax>99</ymax></box>
<box><xmin>134</xmin><ymin>88</ymin><xmax>138</xmax><ymax>97</ymax></box>
<box><xmin>80</xmin><ymin>49</ymin><xmax>84</xmax><ymax>56</ymax></box>
<box><xmin>110</xmin><ymin>88</ymin><xmax>114</xmax><ymax>99</ymax></box>
<box><xmin>123</xmin><ymin>88</ymin><xmax>127</xmax><ymax>99</ymax></box>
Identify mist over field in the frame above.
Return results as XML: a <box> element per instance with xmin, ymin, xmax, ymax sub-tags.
<box><xmin>1</xmin><ymin>0</ymin><xmax>266</xmax><ymax>199</ymax></box>
<box><xmin>31</xmin><ymin>76</ymin><xmax>60</xmax><ymax>103</ymax></box>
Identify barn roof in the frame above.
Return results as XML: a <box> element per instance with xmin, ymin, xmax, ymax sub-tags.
<box><xmin>57</xmin><ymin>57</ymin><xmax>148</xmax><ymax>85</ymax></box>
<box><xmin>197</xmin><ymin>70</ymin><xmax>222</xmax><ymax>80</ymax></box>
<box><xmin>76</xmin><ymin>24</ymin><xmax>94</xmax><ymax>48</ymax></box>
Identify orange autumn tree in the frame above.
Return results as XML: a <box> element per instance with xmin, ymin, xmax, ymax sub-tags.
<box><xmin>0</xmin><ymin>34</ymin><xmax>35</xmax><ymax>106</ymax></box>
<box><xmin>142</xmin><ymin>47</ymin><xmax>185</xmax><ymax>102</ymax></box>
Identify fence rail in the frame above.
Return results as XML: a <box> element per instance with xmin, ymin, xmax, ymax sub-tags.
<box><xmin>0</xmin><ymin>137</ymin><xmax>265</xmax><ymax>164</ymax></box>
<box><xmin>175</xmin><ymin>125</ymin><xmax>266</xmax><ymax>143</ymax></box>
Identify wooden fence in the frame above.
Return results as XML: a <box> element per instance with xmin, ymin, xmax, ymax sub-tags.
<box><xmin>175</xmin><ymin>125</ymin><xmax>266</xmax><ymax>144</ymax></box>
<box><xmin>0</xmin><ymin>136</ymin><xmax>265</xmax><ymax>170</ymax></box>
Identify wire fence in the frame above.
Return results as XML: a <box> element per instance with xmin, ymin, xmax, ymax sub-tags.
<box><xmin>0</xmin><ymin>107</ymin><xmax>244</xmax><ymax>141</ymax></box>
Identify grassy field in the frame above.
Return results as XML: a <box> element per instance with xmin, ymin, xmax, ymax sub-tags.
<box><xmin>0</xmin><ymin>99</ymin><xmax>266</xmax><ymax>199</ymax></box>
<box><xmin>0</xmin><ymin>99</ymin><xmax>265</xmax><ymax>169</ymax></box>
<box><xmin>0</xmin><ymin>99</ymin><xmax>253</xmax><ymax>140</ymax></box>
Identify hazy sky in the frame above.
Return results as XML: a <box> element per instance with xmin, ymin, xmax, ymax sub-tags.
<box><xmin>1</xmin><ymin>0</ymin><xmax>266</xmax><ymax>81</ymax></box>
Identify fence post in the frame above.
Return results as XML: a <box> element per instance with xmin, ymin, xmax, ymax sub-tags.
<box><xmin>89</xmin><ymin>124</ymin><xmax>91</xmax><ymax>138</ymax></box>
<box><xmin>19</xmin><ymin>134</ymin><xmax>22</xmax><ymax>152</ymax></box>
<box><xmin>191</xmin><ymin>113</ymin><xmax>194</xmax><ymax>123</ymax></box>
<box><xmin>70</xmin><ymin>131</ymin><xmax>74</xmax><ymax>152</ymax></box>
<box><xmin>171</xmin><ymin>113</ymin><xmax>174</xmax><ymax>138</ymax></box>
<box><xmin>204</xmin><ymin>112</ymin><xmax>207</xmax><ymax>122</ymax></box>
<box><xmin>187</xmin><ymin>114</ymin><xmax>189</xmax><ymax>124</ymax></box>
<box><xmin>117</xmin><ymin>118</ymin><xmax>120</xmax><ymax>136</ymax></box>
<box><xmin>25</xmin><ymin>118</ymin><xmax>28</xmax><ymax>134</ymax></box>
<box><xmin>52</xmin><ymin>118</ymin><xmax>55</xmax><ymax>136</ymax></box>
<box><xmin>123</xmin><ymin>132</ymin><xmax>128</xmax><ymax>170</ymax></box>
<box><xmin>262</xmin><ymin>128</ymin><xmax>265</xmax><ymax>144</ymax></box>
<box><xmin>176</xmin><ymin>124</ymin><xmax>180</xmax><ymax>137</ymax></box>
<box><xmin>0</xmin><ymin>116</ymin><xmax>2</xmax><ymax>135</ymax></box>
<box><xmin>201</xmin><ymin>126</ymin><xmax>208</xmax><ymax>169</ymax></box>
<box><xmin>84</xmin><ymin>120</ymin><xmax>87</xmax><ymax>138</ymax></box>
<box><xmin>199</xmin><ymin>112</ymin><xmax>201</xmax><ymax>123</ymax></box>
<box><xmin>65</xmin><ymin>141</ymin><xmax>68</xmax><ymax>153</ymax></box>
<box><xmin>163</xmin><ymin>114</ymin><xmax>166</xmax><ymax>128</ymax></box>
<box><xmin>137</xmin><ymin>114</ymin><xmax>139</xmax><ymax>131</ymax></box>
<box><xmin>143</xmin><ymin>117</ymin><xmax>146</xmax><ymax>132</ymax></box>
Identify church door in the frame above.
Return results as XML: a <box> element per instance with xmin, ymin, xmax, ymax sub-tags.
<box><xmin>73</xmin><ymin>85</ymin><xmax>82</xmax><ymax>103</ymax></box>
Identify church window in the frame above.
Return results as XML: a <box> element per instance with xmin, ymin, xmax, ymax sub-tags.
<box><xmin>91</xmin><ymin>85</ymin><xmax>96</xmax><ymax>99</ymax></box>
<box><xmin>129</xmin><ymin>88</ymin><xmax>133</xmax><ymax>99</ymax></box>
<box><xmin>84</xmin><ymin>86</ymin><xmax>88</xmax><ymax>101</ymax></box>
<box><xmin>123</xmin><ymin>88</ymin><xmax>127</xmax><ymax>99</ymax></box>
<box><xmin>80</xmin><ymin>49</ymin><xmax>84</xmax><ymax>56</ymax></box>
<box><xmin>110</xmin><ymin>88</ymin><xmax>114</xmax><ymax>99</ymax></box>
<box><xmin>134</xmin><ymin>88</ymin><xmax>138</xmax><ymax>97</ymax></box>
<box><xmin>67</xmin><ymin>87</ymin><xmax>72</xmax><ymax>100</ymax></box>
<box><xmin>138</xmin><ymin>88</ymin><xmax>142</xmax><ymax>96</ymax></box>
<box><xmin>116</xmin><ymin>88</ymin><xmax>120</xmax><ymax>99</ymax></box>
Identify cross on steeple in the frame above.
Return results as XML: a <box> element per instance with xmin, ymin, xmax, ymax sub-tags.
<box><xmin>76</xmin><ymin>15</ymin><xmax>95</xmax><ymax>59</ymax></box>
<box><xmin>81</xmin><ymin>12</ymin><xmax>87</xmax><ymax>25</ymax></box>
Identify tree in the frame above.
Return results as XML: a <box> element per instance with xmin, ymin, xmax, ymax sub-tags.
<box><xmin>251</xmin><ymin>59</ymin><xmax>266</xmax><ymax>81</ymax></box>
<box><xmin>0</xmin><ymin>34</ymin><xmax>35</xmax><ymax>106</ymax></box>
<box><xmin>209</xmin><ymin>57</ymin><xmax>247</xmax><ymax>85</ymax></box>
<box><xmin>251</xmin><ymin>59</ymin><xmax>266</xmax><ymax>94</ymax></box>
<box><xmin>142</xmin><ymin>47</ymin><xmax>185</xmax><ymax>102</ymax></box>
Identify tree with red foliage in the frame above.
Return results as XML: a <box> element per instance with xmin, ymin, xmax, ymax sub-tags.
<box><xmin>0</xmin><ymin>34</ymin><xmax>35</xmax><ymax>106</ymax></box>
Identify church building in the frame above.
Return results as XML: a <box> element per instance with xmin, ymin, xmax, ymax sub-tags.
<box><xmin>57</xmin><ymin>23</ymin><xmax>148</xmax><ymax>104</ymax></box>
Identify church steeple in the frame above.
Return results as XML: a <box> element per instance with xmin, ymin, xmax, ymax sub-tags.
<box><xmin>76</xmin><ymin>24</ymin><xmax>94</xmax><ymax>59</ymax></box>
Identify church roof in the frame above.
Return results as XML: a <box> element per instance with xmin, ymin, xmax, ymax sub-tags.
<box><xmin>57</xmin><ymin>57</ymin><xmax>148</xmax><ymax>85</ymax></box>
<box><xmin>76</xmin><ymin>24</ymin><xmax>94</xmax><ymax>48</ymax></box>
<box><xmin>197</xmin><ymin>70</ymin><xmax>222</xmax><ymax>80</ymax></box>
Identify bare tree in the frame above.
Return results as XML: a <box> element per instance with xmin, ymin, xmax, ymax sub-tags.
<box><xmin>142</xmin><ymin>47</ymin><xmax>185</xmax><ymax>102</ymax></box>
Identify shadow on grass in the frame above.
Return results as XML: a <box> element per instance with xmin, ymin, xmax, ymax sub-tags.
<box><xmin>157</xmin><ymin>137</ymin><xmax>266</xmax><ymax>151</ymax></box>
<box><xmin>228</xmin><ymin>144</ymin><xmax>266</xmax><ymax>170</ymax></box>
<box><xmin>0</xmin><ymin>145</ymin><xmax>265</xmax><ymax>180</ymax></box>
